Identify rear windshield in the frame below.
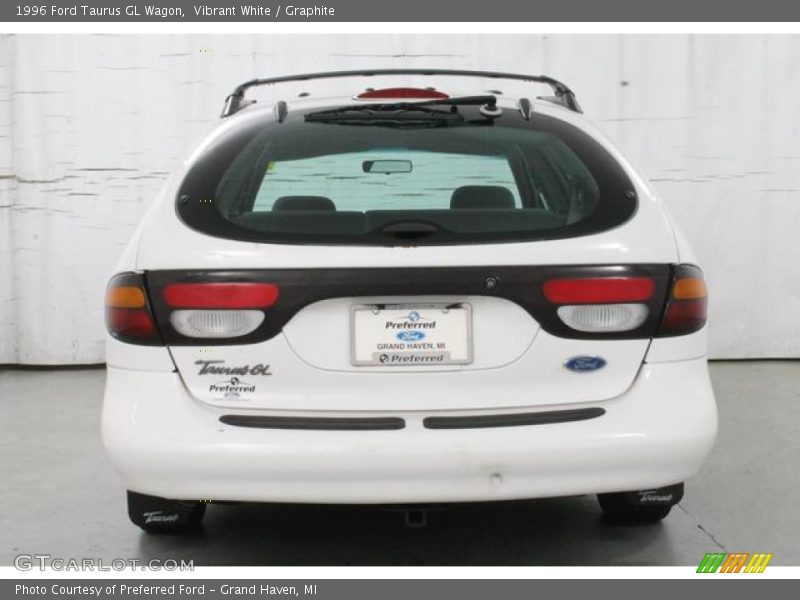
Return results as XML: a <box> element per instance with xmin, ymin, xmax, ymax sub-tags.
<box><xmin>177</xmin><ymin>106</ymin><xmax>637</xmax><ymax>245</ymax></box>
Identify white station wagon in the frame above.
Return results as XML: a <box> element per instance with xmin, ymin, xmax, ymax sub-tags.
<box><xmin>102</xmin><ymin>69</ymin><xmax>717</xmax><ymax>533</ymax></box>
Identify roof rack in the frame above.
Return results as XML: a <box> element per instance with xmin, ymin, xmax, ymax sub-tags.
<box><xmin>220</xmin><ymin>69</ymin><xmax>582</xmax><ymax>118</ymax></box>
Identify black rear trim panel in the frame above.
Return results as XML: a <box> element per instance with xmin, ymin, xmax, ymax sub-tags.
<box><xmin>423</xmin><ymin>407</ymin><xmax>605</xmax><ymax>429</ymax></box>
<box><xmin>146</xmin><ymin>264</ymin><xmax>671</xmax><ymax>346</ymax></box>
<box><xmin>220</xmin><ymin>415</ymin><xmax>406</xmax><ymax>431</ymax></box>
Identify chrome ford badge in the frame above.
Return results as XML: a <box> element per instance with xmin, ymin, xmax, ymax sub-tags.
<box><xmin>564</xmin><ymin>356</ymin><xmax>607</xmax><ymax>372</ymax></box>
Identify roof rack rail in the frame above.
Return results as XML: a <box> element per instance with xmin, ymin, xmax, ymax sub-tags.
<box><xmin>220</xmin><ymin>69</ymin><xmax>582</xmax><ymax>118</ymax></box>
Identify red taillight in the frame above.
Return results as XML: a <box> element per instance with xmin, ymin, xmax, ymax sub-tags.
<box><xmin>542</xmin><ymin>277</ymin><xmax>656</xmax><ymax>304</ymax></box>
<box><xmin>356</xmin><ymin>87</ymin><xmax>449</xmax><ymax>100</ymax></box>
<box><xmin>105</xmin><ymin>273</ymin><xmax>161</xmax><ymax>345</ymax></box>
<box><xmin>658</xmin><ymin>265</ymin><xmax>708</xmax><ymax>336</ymax></box>
<box><xmin>543</xmin><ymin>276</ymin><xmax>656</xmax><ymax>333</ymax></box>
<box><xmin>663</xmin><ymin>300</ymin><xmax>708</xmax><ymax>331</ymax></box>
<box><xmin>106</xmin><ymin>308</ymin><xmax>155</xmax><ymax>338</ymax></box>
<box><xmin>162</xmin><ymin>283</ymin><xmax>279</xmax><ymax>309</ymax></box>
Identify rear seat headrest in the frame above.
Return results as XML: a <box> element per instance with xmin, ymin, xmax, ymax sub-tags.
<box><xmin>272</xmin><ymin>196</ymin><xmax>336</xmax><ymax>211</ymax></box>
<box><xmin>450</xmin><ymin>186</ymin><xmax>516</xmax><ymax>210</ymax></box>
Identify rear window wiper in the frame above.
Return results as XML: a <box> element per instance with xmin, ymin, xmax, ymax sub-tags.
<box><xmin>418</xmin><ymin>94</ymin><xmax>502</xmax><ymax>117</ymax></box>
<box><xmin>412</xmin><ymin>95</ymin><xmax>498</xmax><ymax>110</ymax></box>
<box><xmin>305</xmin><ymin>105</ymin><xmax>463</xmax><ymax>125</ymax></box>
<box><xmin>304</xmin><ymin>95</ymin><xmax>500</xmax><ymax>125</ymax></box>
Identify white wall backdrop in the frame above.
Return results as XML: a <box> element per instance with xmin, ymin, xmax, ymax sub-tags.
<box><xmin>1</xmin><ymin>34</ymin><xmax>799</xmax><ymax>364</ymax></box>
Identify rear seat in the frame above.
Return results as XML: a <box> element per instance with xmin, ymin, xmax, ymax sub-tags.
<box><xmin>450</xmin><ymin>185</ymin><xmax>516</xmax><ymax>210</ymax></box>
<box><xmin>233</xmin><ymin>188</ymin><xmax>564</xmax><ymax>235</ymax></box>
<box><xmin>272</xmin><ymin>196</ymin><xmax>336</xmax><ymax>211</ymax></box>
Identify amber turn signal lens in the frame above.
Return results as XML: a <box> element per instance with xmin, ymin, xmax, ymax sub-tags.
<box><xmin>672</xmin><ymin>277</ymin><xmax>707</xmax><ymax>300</ymax></box>
<box><xmin>105</xmin><ymin>286</ymin><xmax>147</xmax><ymax>308</ymax></box>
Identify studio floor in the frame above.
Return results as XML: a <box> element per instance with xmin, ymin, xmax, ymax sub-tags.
<box><xmin>0</xmin><ymin>362</ymin><xmax>797</xmax><ymax>567</ymax></box>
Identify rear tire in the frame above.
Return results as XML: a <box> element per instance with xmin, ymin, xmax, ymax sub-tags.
<box><xmin>597</xmin><ymin>483</ymin><xmax>684</xmax><ymax>525</ymax></box>
<box><xmin>127</xmin><ymin>491</ymin><xmax>206</xmax><ymax>533</ymax></box>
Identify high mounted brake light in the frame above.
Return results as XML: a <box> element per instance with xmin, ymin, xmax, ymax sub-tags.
<box><xmin>105</xmin><ymin>273</ymin><xmax>162</xmax><ymax>345</ymax></box>
<box><xmin>356</xmin><ymin>88</ymin><xmax>449</xmax><ymax>100</ymax></box>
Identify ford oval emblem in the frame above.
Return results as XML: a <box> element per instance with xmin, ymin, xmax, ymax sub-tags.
<box><xmin>564</xmin><ymin>356</ymin><xmax>607</xmax><ymax>372</ymax></box>
<box><xmin>397</xmin><ymin>330</ymin><xmax>426</xmax><ymax>342</ymax></box>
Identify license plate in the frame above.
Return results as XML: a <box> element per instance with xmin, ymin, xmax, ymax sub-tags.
<box><xmin>351</xmin><ymin>303</ymin><xmax>472</xmax><ymax>366</ymax></box>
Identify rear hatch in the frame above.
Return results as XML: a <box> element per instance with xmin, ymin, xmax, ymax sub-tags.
<box><xmin>139</xmin><ymin>93</ymin><xmax>680</xmax><ymax>412</ymax></box>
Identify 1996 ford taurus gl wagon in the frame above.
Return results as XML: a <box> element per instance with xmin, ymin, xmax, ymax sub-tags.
<box><xmin>102</xmin><ymin>69</ymin><xmax>717</xmax><ymax>533</ymax></box>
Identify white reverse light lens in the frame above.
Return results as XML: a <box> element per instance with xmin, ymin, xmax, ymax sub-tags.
<box><xmin>556</xmin><ymin>303</ymin><xmax>649</xmax><ymax>333</ymax></box>
<box><xmin>170</xmin><ymin>310</ymin><xmax>265</xmax><ymax>338</ymax></box>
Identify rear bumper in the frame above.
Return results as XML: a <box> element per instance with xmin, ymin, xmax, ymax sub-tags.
<box><xmin>102</xmin><ymin>358</ymin><xmax>717</xmax><ymax>504</ymax></box>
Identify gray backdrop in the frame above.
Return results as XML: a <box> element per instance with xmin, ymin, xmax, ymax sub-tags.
<box><xmin>1</xmin><ymin>34</ymin><xmax>798</xmax><ymax>363</ymax></box>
